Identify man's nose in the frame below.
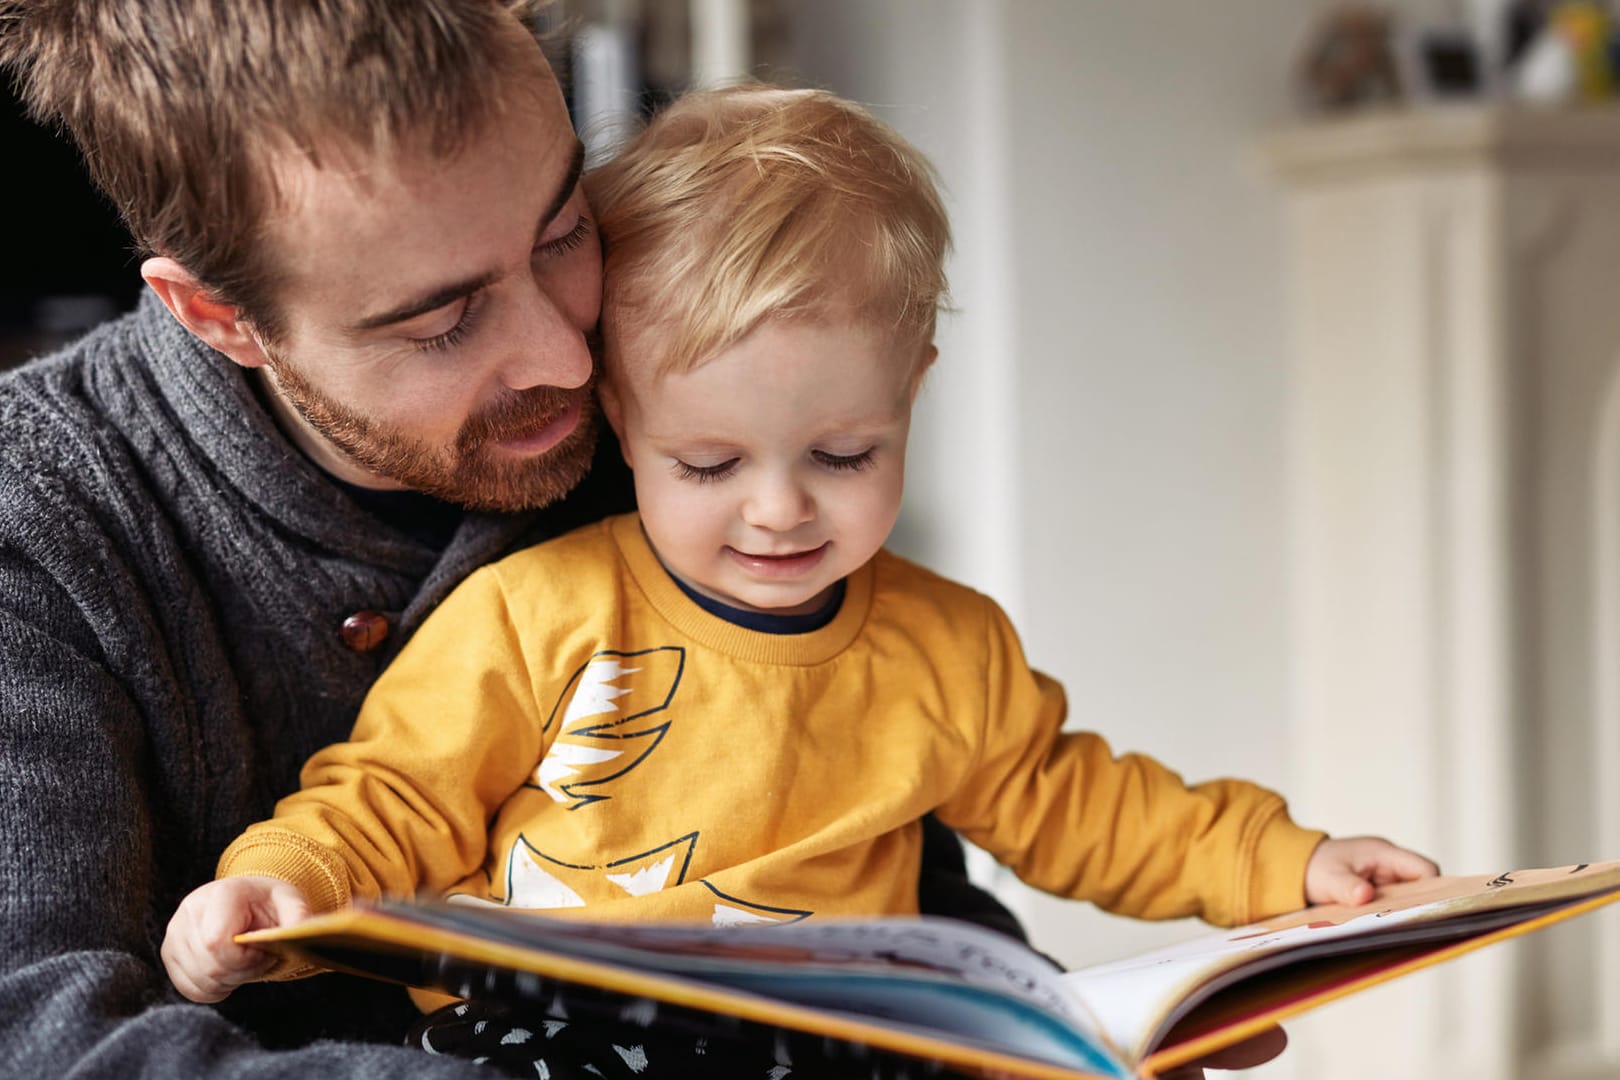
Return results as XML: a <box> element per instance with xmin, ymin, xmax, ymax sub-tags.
<box><xmin>497</xmin><ymin>285</ymin><xmax>594</xmax><ymax>392</ymax></box>
<box><xmin>742</xmin><ymin>471</ymin><xmax>815</xmax><ymax>532</ymax></box>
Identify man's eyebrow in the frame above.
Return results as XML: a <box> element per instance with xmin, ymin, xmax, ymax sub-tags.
<box><xmin>347</xmin><ymin>140</ymin><xmax>587</xmax><ymax>335</ymax></box>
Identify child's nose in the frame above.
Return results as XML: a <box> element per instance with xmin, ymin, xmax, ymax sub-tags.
<box><xmin>742</xmin><ymin>474</ymin><xmax>814</xmax><ymax>532</ymax></box>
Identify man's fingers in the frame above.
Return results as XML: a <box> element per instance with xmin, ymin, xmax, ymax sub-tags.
<box><xmin>1193</xmin><ymin>1025</ymin><xmax>1289</xmax><ymax>1068</ymax></box>
<box><xmin>1153</xmin><ymin>1025</ymin><xmax>1289</xmax><ymax>1078</ymax></box>
<box><xmin>1205</xmin><ymin>1029</ymin><xmax>1289</xmax><ymax>1068</ymax></box>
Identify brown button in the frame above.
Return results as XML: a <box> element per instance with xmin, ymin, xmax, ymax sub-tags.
<box><xmin>341</xmin><ymin>610</ymin><xmax>390</xmax><ymax>653</ymax></box>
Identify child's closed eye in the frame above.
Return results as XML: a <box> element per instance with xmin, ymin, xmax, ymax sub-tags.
<box><xmin>812</xmin><ymin>449</ymin><xmax>874</xmax><ymax>472</ymax></box>
<box><xmin>672</xmin><ymin>458</ymin><xmax>740</xmax><ymax>483</ymax></box>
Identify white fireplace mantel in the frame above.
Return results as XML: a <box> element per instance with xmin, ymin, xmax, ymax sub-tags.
<box><xmin>1267</xmin><ymin>104</ymin><xmax>1620</xmax><ymax>1080</ymax></box>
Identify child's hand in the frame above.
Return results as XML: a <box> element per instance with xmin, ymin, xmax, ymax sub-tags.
<box><xmin>1305</xmin><ymin>836</ymin><xmax>1439</xmax><ymax>906</ymax></box>
<box><xmin>161</xmin><ymin>875</ymin><xmax>310</xmax><ymax>1003</ymax></box>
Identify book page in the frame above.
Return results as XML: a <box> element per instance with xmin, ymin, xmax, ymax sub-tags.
<box><xmin>1058</xmin><ymin>859</ymin><xmax>1620</xmax><ymax>1060</ymax></box>
<box><xmin>423</xmin><ymin>903</ymin><xmax>1090</xmax><ymax>1023</ymax></box>
<box><xmin>253</xmin><ymin>902</ymin><xmax>1133</xmax><ymax>1078</ymax></box>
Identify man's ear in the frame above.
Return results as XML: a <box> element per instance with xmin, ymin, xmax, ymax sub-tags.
<box><xmin>141</xmin><ymin>257</ymin><xmax>272</xmax><ymax>370</ymax></box>
<box><xmin>596</xmin><ymin>377</ymin><xmax>634</xmax><ymax>469</ymax></box>
<box><xmin>909</xmin><ymin>344</ymin><xmax>938</xmax><ymax>401</ymax></box>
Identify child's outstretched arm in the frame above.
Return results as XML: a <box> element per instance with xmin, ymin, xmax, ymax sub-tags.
<box><xmin>161</xmin><ymin>876</ymin><xmax>310</xmax><ymax>1003</ymax></box>
<box><xmin>1305</xmin><ymin>836</ymin><xmax>1439</xmax><ymax>906</ymax></box>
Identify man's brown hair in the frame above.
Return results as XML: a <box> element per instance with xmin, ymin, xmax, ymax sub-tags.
<box><xmin>1</xmin><ymin>0</ymin><xmax>554</xmax><ymax>340</ymax></box>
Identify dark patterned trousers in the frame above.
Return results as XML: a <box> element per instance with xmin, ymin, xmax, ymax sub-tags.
<box><xmin>407</xmin><ymin>988</ymin><xmax>974</xmax><ymax>1079</ymax></box>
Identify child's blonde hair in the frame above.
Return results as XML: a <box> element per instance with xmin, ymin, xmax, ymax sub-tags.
<box><xmin>585</xmin><ymin>84</ymin><xmax>950</xmax><ymax>377</ymax></box>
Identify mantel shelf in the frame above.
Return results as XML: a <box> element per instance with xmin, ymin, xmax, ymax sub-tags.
<box><xmin>1263</xmin><ymin>102</ymin><xmax>1620</xmax><ymax>182</ymax></box>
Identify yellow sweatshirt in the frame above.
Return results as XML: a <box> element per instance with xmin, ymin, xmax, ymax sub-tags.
<box><xmin>221</xmin><ymin>512</ymin><xmax>1323</xmax><ymax>936</ymax></box>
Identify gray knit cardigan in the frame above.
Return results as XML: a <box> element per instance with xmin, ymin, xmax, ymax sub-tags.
<box><xmin>0</xmin><ymin>295</ymin><xmax>632</xmax><ymax>1075</ymax></box>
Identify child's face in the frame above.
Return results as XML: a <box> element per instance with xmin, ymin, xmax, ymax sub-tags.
<box><xmin>604</xmin><ymin>318</ymin><xmax>930</xmax><ymax>615</ymax></box>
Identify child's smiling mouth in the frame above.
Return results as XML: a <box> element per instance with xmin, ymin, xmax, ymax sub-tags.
<box><xmin>724</xmin><ymin>542</ymin><xmax>830</xmax><ymax>578</ymax></box>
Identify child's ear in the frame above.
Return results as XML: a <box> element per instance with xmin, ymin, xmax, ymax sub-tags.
<box><xmin>596</xmin><ymin>378</ymin><xmax>634</xmax><ymax>469</ymax></box>
<box><xmin>141</xmin><ymin>257</ymin><xmax>272</xmax><ymax>370</ymax></box>
<box><xmin>908</xmin><ymin>344</ymin><xmax>938</xmax><ymax>401</ymax></box>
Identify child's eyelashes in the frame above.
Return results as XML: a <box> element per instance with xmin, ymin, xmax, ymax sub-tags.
<box><xmin>812</xmin><ymin>449</ymin><xmax>875</xmax><ymax>472</ymax></box>
<box><xmin>671</xmin><ymin>449</ymin><xmax>877</xmax><ymax>483</ymax></box>
<box><xmin>673</xmin><ymin>458</ymin><xmax>740</xmax><ymax>484</ymax></box>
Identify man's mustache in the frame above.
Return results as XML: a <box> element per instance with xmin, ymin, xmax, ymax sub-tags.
<box><xmin>457</xmin><ymin>371</ymin><xmax>597</xmax><ymax>451</ymax></box>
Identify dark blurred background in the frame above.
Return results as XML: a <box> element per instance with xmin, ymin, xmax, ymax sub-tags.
<box><xmin>0</xmin><ymin>80</ymin><xmax>142</xmax><ymax>368</ymax></box>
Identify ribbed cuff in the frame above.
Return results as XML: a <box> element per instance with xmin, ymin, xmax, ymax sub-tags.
<box><xmin>216</xmin><ymin>829</ymin><xmax>354</xmax><ymax>980</ymax></box>
<box><xmin>1239</xmin><ymin>802</ymin><xmax>1327</xmax><ymax>924</ymax></box>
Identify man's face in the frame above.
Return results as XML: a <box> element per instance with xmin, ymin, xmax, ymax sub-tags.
<box><xmin>251</xmin><ymin>70</ymin><xmax>602</xmax><ymax>512</ymax></box>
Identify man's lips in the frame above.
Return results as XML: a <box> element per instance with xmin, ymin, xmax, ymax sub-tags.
<box><xmin>724</xmin><ymin>542</ymin><xmax>829</xmax><ymax>578</ymax></box>
<box><xmin>493</xmin><ymin>395</ymin><xmax>584</xmax><ymax>454</ymax></box>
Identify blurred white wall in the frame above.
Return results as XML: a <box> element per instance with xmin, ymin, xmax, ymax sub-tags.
<box><xmin>787</xmin><ymin>0</ymin><xmax>1337</xmax><ymax>969</ymax></box>
<box><xmin>774</xmin><ymin>4</ymin><xmax>1620</xmax><ymax>1075</ymax></box>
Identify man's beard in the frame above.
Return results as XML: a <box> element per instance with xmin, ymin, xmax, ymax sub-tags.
<box><xmin>263</xmin><ymin>351</ymin><xmax>600</xmax><ymax>513</ymax></box>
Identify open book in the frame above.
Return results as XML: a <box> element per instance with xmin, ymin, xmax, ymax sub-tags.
<box><xmin>243</xmin><ymin>859</ymin><xmax>1620</xmax><ymax>1079</ymax></box>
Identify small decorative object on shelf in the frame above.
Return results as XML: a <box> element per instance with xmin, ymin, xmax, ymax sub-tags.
<box><xmin>1396</xmin><ymin>22</ymin><xmax>1484</xmax><ymax>101</ymax></box>
<box><xmin>1297</xmin><ymin>4</ymin><xmax>1404</xmax><ymax>114</ymax></box>
<box><xmin>1508</xmin><ymin>0</ymin><xmax>1617</xmax><ymax>104</ymax></box>
<box><xmin>1295</xmin><ymin>0</ymin><xmax>1620</xmax><ymax>115</ymax></box>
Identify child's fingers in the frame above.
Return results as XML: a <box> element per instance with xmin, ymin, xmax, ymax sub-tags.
<box><xmin>175</xmin><ymin>943</ymin><xmax>265</xmax><ymax>1003</ymax></box>
<box><xmin>260</xmin><ymin>878</ymin><xmax>311</xmax><ymax>930</ymax></box>
<box><xmin>1340</xmin><ymin>837</ymin><xmax>1440</xmax><ymax>884</ymax></box>
<box><xmin>197</xmin><ymin>886</ymin><xmax>263</xmax><ymax>963</ymax></box>
<box><xmin>161</xmin><ymin>878</ymin><xmax>295</xmax><ymax>1003</ymax></box>
<box><xmin>160</xmin><ymin>922</ymin><xmax>209</xmax><ymax>1003</ymax></box>
<box><xmin>1325</xmin><ymin>869</ymin><xmax>1377</xmax><ymax>906</ymax></box>
<box><xmin>1375</xmin><ymin>845</ymin><xmax>1439</xmax><ymax>883</ymax></box>
<box><xmin>163</xmin><ymin>921</ymin><xmax>277</xmax><ymax>1003</ymax></box>
<box><xmin>195</xmin><ymin>906</ymin><xmax>277</xmax><ymax>996</ymax></box>
<box><xmin>164</xmin><ymin>946</ymin><xmax>219</xmax><ymax>1004</ymax></box>
<box><xmin>1308</xmin><ymin>837</ymin><xmax>1438</xmax><ymax>906</ymax></box>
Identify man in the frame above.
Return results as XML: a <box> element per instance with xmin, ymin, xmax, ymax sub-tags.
<box><xmin>0</xmin><ymin>2</ymin><xmax>1027</xmax><ymax>1074</ymax></box>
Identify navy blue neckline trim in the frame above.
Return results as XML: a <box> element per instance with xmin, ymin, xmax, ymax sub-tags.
<box><xmin>670</xmin><ymin>573</ymin><xmax>846</xmax><ymax>635</ymax></box>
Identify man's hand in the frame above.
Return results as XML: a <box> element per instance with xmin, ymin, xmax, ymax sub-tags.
<box><xmin>1305</xmin><ymin>835</ymin><xmax>1439</xmax><ymax>907</ymax></box>
<box><xmin>1158</xmin><ymin>1025</ymin><xmax>1288</xmax><ymax>1078</ymax></box>
<box><xmin>161</xmin><ymin>875</ymin><xmax>310</xmax><ymax>1003</ymax></box>
<box><xmin>980</xmin><ymin>1026</ymin><xmax>1288</xmax><ymax>1079</ymax></box>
